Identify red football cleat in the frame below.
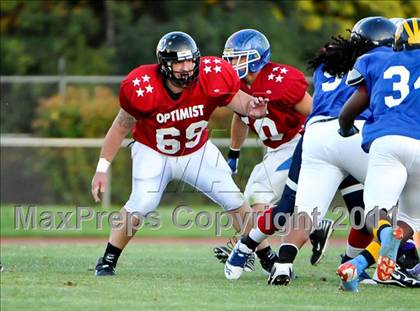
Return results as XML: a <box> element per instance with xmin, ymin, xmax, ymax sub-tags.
<box><xmin>376</xmin><ymin>226</ymin><xmax>404</xmax><ymax>281</ymax></box>
<box><xmin>337</xmin><ymin>262</ymin><xmax>357</xmax><ymax>282</ymax></box>
<box><xmin>376</xmin><ymin>256</ymin><xmax>396</xmax><ymax>281</ymax></box>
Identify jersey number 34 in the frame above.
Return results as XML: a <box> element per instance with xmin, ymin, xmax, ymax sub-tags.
<box><xmin>383</xmin><ymin>65</ymin><xmax>420</xmax><ymax>108</ymax></box>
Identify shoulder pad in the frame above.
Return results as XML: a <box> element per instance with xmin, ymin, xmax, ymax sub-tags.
<box><xmin>346</xmin><ymin>68</ymin><xmax>364</xmax><ymax>86</ymax></box>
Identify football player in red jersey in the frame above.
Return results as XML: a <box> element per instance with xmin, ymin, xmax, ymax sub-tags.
<box><xmin>91</xmin><ymin>31</ymin><xmax>268</xmax><ymax>276</ymax></box>
<box><xmin>213</xmin><ymin>29</ymin><xmax>313</xmax><ymax>276</ymax></box>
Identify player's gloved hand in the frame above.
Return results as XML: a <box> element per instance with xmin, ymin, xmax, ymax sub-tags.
<box><xmin>338</xmin><ymin>125</ymin><xmax>359</xmax><ymax>138</ymax></box>
<box><xmin>227</xmin><ymin>148</ymin><xmax>240</xmax><ymax>174</ymax></box>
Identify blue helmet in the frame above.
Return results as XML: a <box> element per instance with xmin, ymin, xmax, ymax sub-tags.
<box><xmin>223</xmin><ymin>29</ymin><xmax>271</xmax><ymax>79</ymax></box>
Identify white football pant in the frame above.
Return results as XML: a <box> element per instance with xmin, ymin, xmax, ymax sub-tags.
<box><xmin>295</xmin><ymin>118</ymin><xmax>368</xmax><ymax>224</ymax></box>
<box><xmin>124</xmin><ymin>140</ymin><xmax>244</xmax><ymax>216</ymax></box>
<box><xmin>244</xmin><ymin>134</ymin><xmax>301</xmax><ymax>206</ymax></box>
<box><xmin>364</xmin><ymin>135</ymin><xmax>420</xmax><ymax>232</ymax></box>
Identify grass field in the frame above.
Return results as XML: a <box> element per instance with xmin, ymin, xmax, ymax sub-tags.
<box><xmin>1</xmin><ymin>204</ymin><xmax>418</xmax><ymax>310</ymax></box>
<box><xmin>1</xmin><ymin>243</ymin><xmax>419</xmax><ymax>311</ymax></box>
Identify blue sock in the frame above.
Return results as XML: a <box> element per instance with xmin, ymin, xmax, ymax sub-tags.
<box><xmin>379</xmin><ymin>226</ymin><xmax>401</xmax><ymax>260</ymax></box>
<box><xmin>340</xmin><ymin>255</ymin><xmax>368</xmax><ymax>292</ymax></box>
<box><xmin>351</xmin><ymin>254</ymin><xmax>369</xmax><ymax>275</ymax></box>
<box><xmin>340</xmin><ymin>279</ymin><xmax>359</xmax><ymax>292</ymax></box>
<box><xmin>379</xmin><ymin>226</ymin><xmax>393</xmax><ymax>246</ymax></box>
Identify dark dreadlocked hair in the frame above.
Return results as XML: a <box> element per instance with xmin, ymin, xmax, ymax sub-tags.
<box><xmin>307</xmin><ymin>31</ymin><xmax>377</xmax><ymax>77</ymax></box>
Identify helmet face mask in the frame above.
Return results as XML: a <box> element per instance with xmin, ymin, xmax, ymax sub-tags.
<box><xmin>222</xmin><ymin>48</ymin><xmax>261</xmax><ymax>79</ymax></box>
<box><xmin>156</xmin><ymin>31</ymin><xmax>200</xmax><ymax>88</ymax></box>
<box><xmin>164</xmin><ymin>58</ymin><xmax>197</xmax><ymax>87</ymax></box>
<box><xmin>223</xmin><ymin>29</ymin><xmax>271</xmax><ymax>79</ymax></box>
<box><xmin>394</xmin><ymin>18</ymin><xmax>420</xmax><ymax>51</ymax></box>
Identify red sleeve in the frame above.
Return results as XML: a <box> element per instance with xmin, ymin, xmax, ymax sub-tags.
<box><xmin>119</xmin><ymin>80</ymin><xmax>142</xmax><ymax>119</ymax></box>
<box><xmin>119</xmin><ymin>65</ymin><xmax>158</xmax><ymax>119</ymax></box>
<box><xmin>272</xmin><ymin>66</ymin><xmax>308</xmax><ymax>106</ymax></box>
<box><xmin>200</xmin><ymin>57</ymin><xmax>240</xmax><ymax>107</ymax></box>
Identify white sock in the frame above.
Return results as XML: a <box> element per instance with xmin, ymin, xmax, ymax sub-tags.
<box><xmin>249</xmin><ymin>227</ymin><xmax>269</xmax><ymax>244</ymax></box>
<box><xmin>345</xmin><ymin>243</ymin><xmax>365</xmax><ymax>258</ymax></box>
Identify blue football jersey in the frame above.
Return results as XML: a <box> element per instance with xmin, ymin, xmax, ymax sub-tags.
<box><xmin>309</xmin><ymin>64</ymin><xmax>371</xmax><ymax>121</ymax></box>
<box><xmin>353</xmin><ymin>48</ymin><xmax>420</xmax><ymax>151</ymax></box>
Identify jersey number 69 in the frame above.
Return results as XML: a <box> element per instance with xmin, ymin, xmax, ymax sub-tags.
<box><xmin>156</xmin><ymin>120</ymin><xmax>208</xmax><ymax>154</ymax></box>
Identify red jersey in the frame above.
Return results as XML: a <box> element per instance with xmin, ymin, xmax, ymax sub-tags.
<box><xmin>240</xmin><ymin>62</ymin><xmax>307</xmax><ymax>149</ymax></box>
<box><xmin>119</xmin><ymin>56</ymin><xmax>240</xmax><ymax>156</ymax></box>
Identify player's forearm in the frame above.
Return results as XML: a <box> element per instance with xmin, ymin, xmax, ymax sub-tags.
<box><xmin>227</xmin><ymin>90</ymin><xmax>250</xmax><ymax>116</ymax></box>
<box><xmin>230</xmin><ymin>113</ymin><xmax>248</xmax><ymax>150</ymax></box>
<box><xmin>227</xmin><ymin>90</ymin><xmax>268</xmax><ymax>119</ymax></box>
<box><xmin>99</xmin><ymin>126</ymin><xmax>128</xmax><ymax>162</ymax></box>
<box><xmin>339</xmin><ymin>86</ymin><xmax>369</xmax><ymax>133</ymax></box>
<box><xmin>338</xmin><ymin>108</ymin><xmax>357</xmax><ymax>133</ymax></box>
<box><xmin>99</xmin><ymin>109</ymin><xmax>136</xmax><ymax>162</ymax></box>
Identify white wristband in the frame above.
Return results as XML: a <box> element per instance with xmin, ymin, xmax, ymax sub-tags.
<box><xmin>96</xmin><ymin>158</ymin><xmax>111</xmax><ymax>173</ymax></box>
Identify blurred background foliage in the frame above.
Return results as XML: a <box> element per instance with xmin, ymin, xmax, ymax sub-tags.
<box><xmin>1</xmin><ymin>0</ymin><xmax>418</xmax><ymax>134</ymax></box>
<box><xmin>1</xmin><ymin>0</ymin><xmax>419</xmax><ymax>135</ymax></box>
<box><xmin>33</xmin><ymin>86</ymin><xmax>120</xmax><ymax>137</ymax></box>
<box><xmin>1</xmin><ymin>0</ymin><xmax>418</xmax><ymax>76</ymax></box>
<box><xmin>1</xmin><ymin>0</ymin><xmax>419</xmax><ymax>204</ymax></box>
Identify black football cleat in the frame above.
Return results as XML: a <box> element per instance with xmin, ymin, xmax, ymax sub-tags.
<box><xmin>95</xmin><ymin>257</ymin><xmax>115</xmax><ymax>276</ymax></box>
<box><xmin>373</xmin><ymin>265</ymin><xmax>420</xmax><ymax>288</ymax></box>
<box><xmin>268</xmin><ymin>262</ymin><xmax>295</xmax><ymax>286</ymax></box>
<box><xmin>259</xmin><ymin>251</ymin><xmax>279</xmax><ymax>276</ymax></box>
<box><xmin>213</xmin><ymin>235</ymin><xmax>255</xmax><ymax>272</ymax></box>
<box><xmin>213</xmin><ymin>245</ymin><xmax>231</xmax><ymax>264</ymax></box>
<box><xmin>214</xmin><ymin>245</ymin><xmax>255</xmax><ymax>272</ymax></box>
<box><xmin>309</xmin><ymin>218</ymin><xmax>334</xmax><ymax>265</ymax></box>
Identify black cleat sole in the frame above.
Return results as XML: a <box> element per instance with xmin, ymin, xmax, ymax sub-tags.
<box><xmin>269</xmin><ymin>275</ymin><xmax>290</xmax><ymax>286</ymax></box>
<box><xmin>95</xmin><ymin>271</ymin><xmax>115</xmax><ymax>276</ymax></box>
